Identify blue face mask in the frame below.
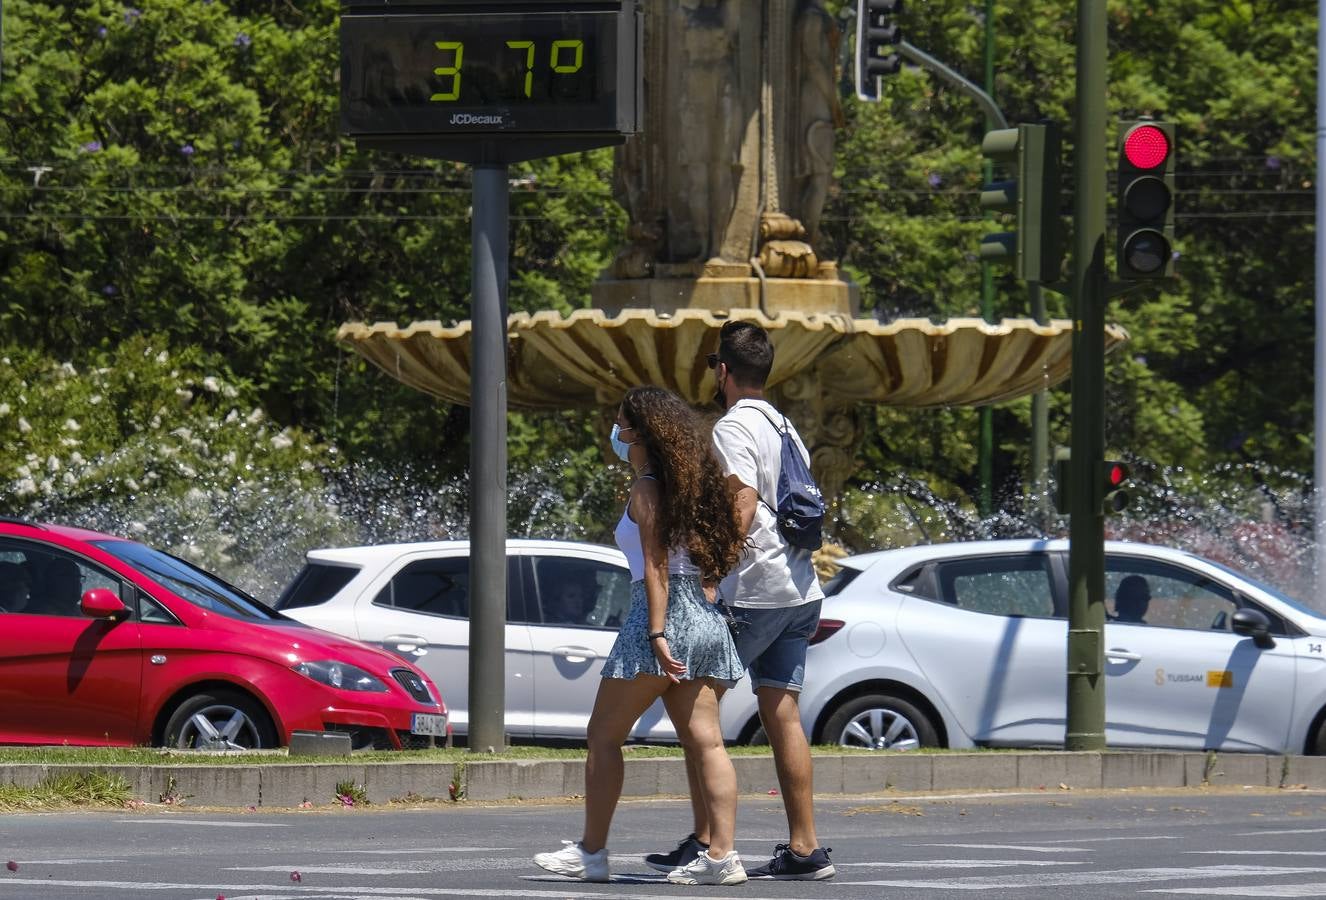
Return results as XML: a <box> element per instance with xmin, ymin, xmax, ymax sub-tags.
<box><xmin>609</xmin><ymin>424</ymin><xmax>634</xmax><ymax>462</ymax></box>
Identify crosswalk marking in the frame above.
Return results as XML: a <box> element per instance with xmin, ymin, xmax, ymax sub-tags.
<box><xmin>1148</xmin><ymin>886</ymin><xmax>1326</xmax><ymax>897</ymax></box>
<box><xmin>0</xmin><ymin>877</ymin><xmax>797</xmax><ymax>899</ymax></box>
<box><xmin>905</xmin><ymin>842</ymin><xmax>1090</xmax><ymax>853</ymax></box>
<box><xmin>1188</xmin><ymin>850</ymin><xmax>1326</xmax><ymax>856</ymax></box>
<box><xmin>859</xmin><ymin>865</ymin><xmax>1326</xmax><ymax>891</ymax></box>
<box><xmin>1037</xmin><ymin>835</ymin><xmax>1182</xmax><ymax>843</ymax></box>
<box><xmin>113</xmin><ymin>819</ymin><xmax>291</xmax><ymax>827</ymax></box>
<box><xmin>834</xmin><ymin>859</ymin><xmax>1084</xmax><ymax>869</ymax></box>
<box><xmin>320</xmin><ymin>848</ymin><xmax>511</xmax><ymax>854</ymax></box>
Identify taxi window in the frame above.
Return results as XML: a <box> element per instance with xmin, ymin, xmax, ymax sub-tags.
<box><xmin>934</xmin><ymin>555</ymin><xmax>1057</xmax><ymax>618</ymax></box>
<box><xmin>1105</xmin><ymin>558</ymin><xmax>1239</xmax><ymax>632</ymax></box>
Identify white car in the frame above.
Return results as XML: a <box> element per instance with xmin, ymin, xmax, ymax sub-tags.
<box><xmin>276</xmin><ymin>539</ymin><xmax>762</xmax><ymax>742</ymax></box>
<box><xmin>719</xmin><ymin>539</ymin><xmax>1326</xmax><ymax>754</ymax></box>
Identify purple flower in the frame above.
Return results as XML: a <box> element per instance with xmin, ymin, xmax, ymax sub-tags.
<box><xmin>927</xmin><ymin>172</ymin><xmax>942</xmax><ymax>188</ymax></box>
<box><xmin>123</xmin><ymin>7</ymin><xmax>141</xmax><ymax>24</ymax></box>
<box><xmin>81</xmin><ymin>141</ymin><xmax>102</xmax><ymax>153</ymax></box>
<box><xmin>180</xmin><ymin>143</ymin><xmax>195</xmax><ymax>157</ymax></box>
<box><xmin>97</xmin><ymin>26</ymin><xmax>109</xmax><ymax>38</ymax></box>
<box><xmin>102</xmin><ymin>284</ymin><xmax>118</xmax><ymax>296</ymax></box>
<box><xmin>233</xmin><ymin>32</ymin><xmax>251</xmax><ymax>49</ymax></box>
<box><xmin>1266</xmin><ymin>155</ymin><xmax>1282</xmax><ymax>170</ymax></box>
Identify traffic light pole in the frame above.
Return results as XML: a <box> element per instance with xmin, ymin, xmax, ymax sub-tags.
<box><xmin>1065</xmin><ymin>0</ymin><xmax>1108</xmax><ymax>750</ymax></box>
<box><xmin>979</xmin><ymin>0</ymin><xmax>995</xmax><ymax>517</ymax></box>
<box><xmin>898</xmin><ymin>43</ymin><xmax>1007</xmax><ymax>129</ymax></box>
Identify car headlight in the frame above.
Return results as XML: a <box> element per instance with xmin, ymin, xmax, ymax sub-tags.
<box><xmin>293</xmin><ymin>660</ymin><xmax>388</xmax><ymax>693</ymax></box>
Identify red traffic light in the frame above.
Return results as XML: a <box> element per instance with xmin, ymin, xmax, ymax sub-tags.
<box><xmin>1123</xmin><ymin>125</ymin><xmax>1170</xmax><ymax>170</ymax></box>
<box><xmin>1105</xmin><ymin>462</ymin><xmax>1129</xmax><ymax>487</ymax></box>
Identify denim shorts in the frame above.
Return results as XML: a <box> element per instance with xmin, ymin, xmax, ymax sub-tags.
<box><xmin>719</xmin><ymin>600</ymin><xmax>822</xmax><ymax>693</ymax></box>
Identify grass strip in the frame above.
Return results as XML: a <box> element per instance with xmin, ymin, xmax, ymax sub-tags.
<box><xmin>0</xmin><ymin>770</ymin><xmax>132</xmax><ymax>811</ymax></box>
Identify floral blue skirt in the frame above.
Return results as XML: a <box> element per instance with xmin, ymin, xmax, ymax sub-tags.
<box><xmin>601</xmin><ymin>574</ymin><xmax>744</xmax><ymax>682</ymax></box>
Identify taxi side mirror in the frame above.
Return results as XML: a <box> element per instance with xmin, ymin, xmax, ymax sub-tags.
<box><xmin>1231</xmin><ymin>607</ymin><xmax>1275</xmax><ymax>650</ymax></box>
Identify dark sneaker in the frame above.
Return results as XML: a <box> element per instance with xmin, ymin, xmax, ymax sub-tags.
<box><xmin>747</xmin><ymin>844</ymin><xmax>835</xmax><ymax>881</ymax></box>
<box><xmin>644</xmin><ymin>833</ymin><xmax>708</xmax><ymax>874</ymax></box>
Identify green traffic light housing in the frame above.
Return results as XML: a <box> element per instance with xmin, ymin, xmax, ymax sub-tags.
<box><xmin>1117</xmin><ymin>121</ymin><xmax>1176</xmax><ymax>279</ymax></box>
<box><xmin>1101</xmin><ymin>459</ymin><xmax>1130</xmax><ymax>515</ymax></box>
<box><xmin>1052</xmin><ymin>447</ymin><xmax>1072</xmax><ymax>515</ymax></box>
<box><xmin>855</xmin><ymin>0</ymin><xmax>904</xmax><ymax>101</ymax></box>
<box><xmin>978</xmin><ymin>122</ymin><xmax>1064</xmax><ymax>284</ymax></box>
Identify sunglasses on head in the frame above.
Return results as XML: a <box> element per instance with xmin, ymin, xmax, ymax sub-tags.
<box><xmin>706</xmin><ymin>353</ymin><xmax>721</xmax><ymax>370</ymax></box>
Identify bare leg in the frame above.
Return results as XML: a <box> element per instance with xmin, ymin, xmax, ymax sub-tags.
<box><xmin>581</xmin><ymin>674</ymin><xmax>671</xmax><ymax>853</ymax></box>
<box><xmin>758</xmin><ymin>686</ymin><xmax>819</xmax><ymax>855</ymax></box>
<box><xmin>683</xmin><ymin>754</ymin><xmax>708</xmax><ymax>841</ymax></box>
<box><xmin>663</xmin><ymin>679</ymin><xmax>737</xmax><ymax>858</ymax></box>
<box><xmin>683</xmin><ymin>681</ymin><xmax>726</xmax><ymax>845</ymax></box>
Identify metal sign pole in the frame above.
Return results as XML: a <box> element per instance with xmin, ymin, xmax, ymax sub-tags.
<box><xmin>467</xmin><ymin>163</ymin><xmax>509</xmax><ymax>752</ymax></box>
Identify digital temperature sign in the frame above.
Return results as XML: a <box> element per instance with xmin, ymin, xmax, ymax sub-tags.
<box><xmin>340</xmin><ymin>3</ymin><xmax>640</xmax><ymax>141</ymax></box>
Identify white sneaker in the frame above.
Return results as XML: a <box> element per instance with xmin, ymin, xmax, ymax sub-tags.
<box><xmin>533</xmin><ymin>840</ymin><xmax>610</xmax><ymax>882</ymax></box>
<box><xmin>667</xmin><ymin>849</ymin><xmax>747</xmax><ymax>886</ymax></box>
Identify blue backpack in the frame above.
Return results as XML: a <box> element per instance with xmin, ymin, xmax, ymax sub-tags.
<box><xmin>752</xmin><ymin>408</ymin><xmax>825</xmax><ymax>551</ymax></box>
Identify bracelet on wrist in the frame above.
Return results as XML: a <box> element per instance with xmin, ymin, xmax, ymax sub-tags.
<box><xmin>647</xmin><ymin>631</ymin><xmax>666</xmax><ymax>641</ymax></box>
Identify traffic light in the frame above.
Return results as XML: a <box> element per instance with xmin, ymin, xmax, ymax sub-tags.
<box><xmin>978</xmin><ymin>121</ymin><xmax>1064</xmax><ymax>284</ymax></box>
<box><xmin>855</xmin><ymin>0</ymin><xmax>903</xmax><ymax>102</ymax></box>
<box><xmin>1100</xmin><ymin>460</ymin><xmax>1130</xmax><ymax>515</ymax></box>
<box><xmin>1117</xmin><ymin>121</ymin><xmax>1176</xmax><ymax>279</ymax></box>
<box><xmin>1052</xmin><ymin>447</ymin><xmax>1071</xmax><ymax>515</ymax></box>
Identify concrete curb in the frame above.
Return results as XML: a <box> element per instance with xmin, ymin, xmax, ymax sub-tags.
<box><xmin>6</xmin><ymin>752</ymin><xmax>1326</xmax><ymax>808</ymax></box>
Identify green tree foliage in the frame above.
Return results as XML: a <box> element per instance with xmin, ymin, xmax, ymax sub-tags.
<box><xmin>0</xmin><ymin>336</ymin><xmax>339</xmax><ymax>583</ymax></box>
<box><xmin>829</xmin><ymin>0</ymin><xmax>1313</xmax><ymax>520</ymax></box>
<box><xmin>0</xmin><ymin>0</ymin><xmax>623</xmax><ymax>479</ymax></box>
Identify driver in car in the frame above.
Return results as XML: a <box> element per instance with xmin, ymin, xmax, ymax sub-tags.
<box><xmin>0</xmin><ymin>562</ymin><xmax>32</xmax><ymax>613</ymax></box>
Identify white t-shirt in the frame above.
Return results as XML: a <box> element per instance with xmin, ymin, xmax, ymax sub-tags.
<box><xmin>712</xmin><ymin>399</ymin><xmax>825</xmax><ymax>609</ymax></box>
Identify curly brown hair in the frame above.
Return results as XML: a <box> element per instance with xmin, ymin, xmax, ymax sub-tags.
<box><xmin>620</xmin><ymin>386</ymin><xmax>745</xmax><ymax>582</ymax></box>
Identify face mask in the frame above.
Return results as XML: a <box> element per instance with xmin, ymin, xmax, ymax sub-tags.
<box><xmin>609</xmin><ymin>424</ymin><xmax>634</xmax><ymax>462</ymax></box>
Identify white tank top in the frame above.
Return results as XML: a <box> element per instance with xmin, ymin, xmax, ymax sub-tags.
<box><xmin>613</xmin><ymin>482</ymin><xmax>701</xmax><ymax>581</ymax></box>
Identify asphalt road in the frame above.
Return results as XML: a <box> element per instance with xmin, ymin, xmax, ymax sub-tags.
<box><xmin>2</xmin><ymin>788</ymin><xmax>1326</xmax><ymax>898</ymax></box>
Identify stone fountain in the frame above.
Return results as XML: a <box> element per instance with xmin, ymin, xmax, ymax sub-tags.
<box><xmin>338</xmin><ymin>0</ymin><xmax>1125</xmax><ymax>501</ymax></box>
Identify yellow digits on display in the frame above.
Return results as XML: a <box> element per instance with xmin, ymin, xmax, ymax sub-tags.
<box><xmin>550</xmin><ymin>40</ymin><xmax>583</xmax><ymax>73</ymax></box>
<box><xmin>506</xmin><ymin>40</ymin><xmax>535</xmax><ymax>96</ymax></box>
<box><xmin>430</xmin><ymin>38</ymin><xmax>583</xmax><ymax>102</ymax></box>
<box><xmin>430</xmin><ymin>41</ymin><xmax>463</xmax><ymax>101</ymax></box>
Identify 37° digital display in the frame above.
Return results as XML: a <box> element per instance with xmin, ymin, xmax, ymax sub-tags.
<box><xmin>342</xmin><ymin>10</ymin><xmax>631</xmax><ymax>136</ymax></box>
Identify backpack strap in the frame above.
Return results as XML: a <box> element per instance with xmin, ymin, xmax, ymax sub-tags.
<box><xmin>744</xmin><ymin>405</ymin><xmax>791</xmax><ymax>513</ymax></box>
<box><xmin>748</xmin><ymin>405</ymin><xmax>790</xmax><ymax>436</ymax></box>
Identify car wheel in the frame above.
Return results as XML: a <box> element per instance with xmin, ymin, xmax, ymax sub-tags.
<box><xmin>822</xmin><ymin>693</ymin><xmax>938</xmax><ymax>751</ymax></box>
<box><xmin>163</xmin><ymin>690</ymin><xmax>277</xmax><ymax>751</ymax></box>
<box><xmin>1310</xmin><ymin>715</ymin><xmax>1326</xmax><ymax>756</ymax></box>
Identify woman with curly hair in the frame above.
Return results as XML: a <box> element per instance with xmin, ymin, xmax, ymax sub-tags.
<box><xmin>534</xmin><ymin>385</ymin><xmax>748</xmax><ymax>887</ymax></box>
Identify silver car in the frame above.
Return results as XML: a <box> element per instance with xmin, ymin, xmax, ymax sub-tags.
<box><xmin>719</xmin><ymin>539</ymin><xmax>1326</xmax><ymax>754</ymax></box>
<box><xmin>276</xmin><ymin>539</ymin><xmax>733</xmax><ymax>742</ymax></box>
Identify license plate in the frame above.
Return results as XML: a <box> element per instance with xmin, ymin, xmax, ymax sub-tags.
<box><xmin>411</xmin><ymin>712</ymin><xmax>448</xmax><ymax>736</ymax></box>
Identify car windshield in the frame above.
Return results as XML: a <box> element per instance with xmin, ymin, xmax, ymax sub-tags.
<box><xmin>1202</xmin><ymin>557</ymin><xmax>1326</xmax><ymax>622</ymax></box>
<box><xmin>94</xmin><ymin>539</ymin><xmax>287</xmax><ymax>621</ymax></box>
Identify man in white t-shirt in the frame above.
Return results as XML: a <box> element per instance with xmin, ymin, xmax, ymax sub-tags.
<box><xmin>645</xmin><ymin>320</ymin><xmax>833</xmax><ymax>881</ymax></box>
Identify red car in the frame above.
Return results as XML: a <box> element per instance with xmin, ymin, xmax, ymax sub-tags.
<box><xmin>0</xmin><ymin>519</ymin><xmax>449</xmax><ymax>751</ymax></box>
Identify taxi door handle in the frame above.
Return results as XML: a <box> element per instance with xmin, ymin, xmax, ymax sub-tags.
<box><xmin>1106</xmin><ymin>648</ymin><xmax>1142</xmax><ymax>662</ymax></box>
